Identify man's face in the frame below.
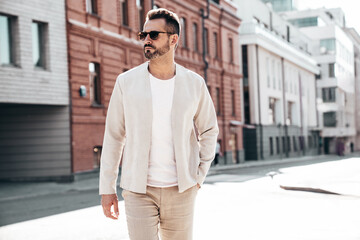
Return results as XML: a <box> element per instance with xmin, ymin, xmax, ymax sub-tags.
<box><xmin>142</xmin><ymin>19</ymin><xmax>172</xmax><ymax>60</ymax></box>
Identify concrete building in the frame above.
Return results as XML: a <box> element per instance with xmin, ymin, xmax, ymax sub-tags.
<box><xmin>261</xmin><ymin>0</ymin><xmax>299</xmax><ymax>12</ymax></box>
<box><xmin>66</xmin><ymin>0</ymin><xmax>243</xmax><ymax>174</ymax></box>
<box><xmin>233</xmin><ymin>0</ymin><xmax>320</xmax><ymax>161</ymax></box>
<box><xmin>0</xmin><ymin>0</ymin><xmax>72</xmax><ymax>180</ymax></box>
<box><xmin>282</xmin><ymin>8</ymin><xmax>356</xmax><ymax>155</ymax></box>
<box><xmin>345</xmin><ymin>28</ymin><xmax>360</xmax><ymax>151</ymax></box>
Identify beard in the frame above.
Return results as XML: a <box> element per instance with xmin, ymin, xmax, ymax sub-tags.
<box><xmin>144</xmin><ymin>41</ymin><xmax>170</xmax><ymax>60</ymax></box>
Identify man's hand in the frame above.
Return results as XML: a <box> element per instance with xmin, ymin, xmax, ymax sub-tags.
<box><xmin>101</xmin><ymin>194</ymin><xmax>119</xmax><ymax>220</ymax></box>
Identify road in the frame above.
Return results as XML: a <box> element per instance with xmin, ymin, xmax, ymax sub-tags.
<box><xmin>0</xmin><ymin>156</ymin><xmax>339</xmax><ymax>226</ymax></box>
<box><xmin>0</xmin><ymin>156</ymin><xmax>359</xmax><ymax>240</ymax></box>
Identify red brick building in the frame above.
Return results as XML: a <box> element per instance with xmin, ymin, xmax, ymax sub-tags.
<box><xmin>66</xmin><ymin>0</ymin><xmax>243</xmax><ymax>174</ymax></box>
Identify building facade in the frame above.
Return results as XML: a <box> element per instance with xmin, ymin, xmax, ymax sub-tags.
<box><xmin>261</xmin><ymin>0</ymin><xmax>299</xmax><ymax>12</ymax></box>
<box><xmin>66</xmin><ymin>0</ymin><xmax>243</xmax><ymax>175</ymax></box>
<box><xmin>0</xmin><ymin>0</ymin><xmax>72</xmax><ymax>180</ymax></box>
<box><xmin>282</xmin><ymin>8</ymin><xmax>356</xmax><ymax>155</ymax></box>
<box><xmin>234</xmin><ymin>0</ymin><xmax>320</xmax><ymax>161</ymax></box>
<box><xmin>345</xmin><ymin>28</ymin><xmax>360</xmax><ymax>151</ymax></box>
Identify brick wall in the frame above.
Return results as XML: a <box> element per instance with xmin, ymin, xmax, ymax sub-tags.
<box><xmin>67</xmin><ymin>0</ymin><xmax>243</xmax><ymax>172</ymax></box>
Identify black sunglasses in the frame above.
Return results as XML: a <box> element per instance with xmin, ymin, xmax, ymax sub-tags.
<box><xmin>138</xmin><ymin>31</ymin><xmax>174</xmax><ymax>41</ymax></box>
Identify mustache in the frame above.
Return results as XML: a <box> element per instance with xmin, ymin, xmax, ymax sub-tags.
<box><xmin>144</xmin><ymin>44</ymin><xmax>155</xmax><ymax>49</ymax></box>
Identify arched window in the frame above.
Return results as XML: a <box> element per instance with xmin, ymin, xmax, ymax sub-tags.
<box><xmin>180</xmin><ymin>17</ymin><xmax>187</xmax><ymax>48</ymax></box>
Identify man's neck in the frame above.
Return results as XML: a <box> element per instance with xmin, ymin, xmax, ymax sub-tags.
<box><xmin>148</xmin><ymin>56</ymin><xmax>176</xmax><ymax>80</ymax></box>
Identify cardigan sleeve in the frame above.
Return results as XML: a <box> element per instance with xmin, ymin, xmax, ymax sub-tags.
<box><xmin>194</xmin><ymin>80</ymin><xmax>219</xmax><ymax>185</ymax></box>
<box><xmin>99</xmin><ymin>75</ymin><xmax>126</xmax><ymax>195</ymax></box>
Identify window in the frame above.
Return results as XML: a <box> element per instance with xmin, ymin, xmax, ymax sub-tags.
<box><xmin>89</xmin><ymin>62</ymin><xmax>102</xmax><ymax>105</ymax></box>
<box><xmin>32</xmin><ymin>21</ymin><xmax>47</xmax><ymax>68</ymax></box>
<box><xmin>308</xmin><ymin>136</ymin><xmax>313</xmax><ymax>148</ymax></box>
<box><xmin>293</xmin><ymin>136</ymin><xmax>297</xmax><ymax>151</ymax></box>
<box><xmin>137</xmin><ymin>0</ymin><xmax>145</xmax><ymax>30</ymax></box>
<box><xmin>180</xmin><ymin>18</ymin><xmax>187</xmax><ymax>48</ymax></box>
<box><xmin>320</xmin><ymin>38</ymin><xmax>336</xmax><ymax>54</ymax></box>
<box><xmin>285</xmin><ymin>67</ymin><xmax>288</xmax><ymax>92</ymax></box>
<box><xmin>242</xmin><ymin>45</ymin><xmax>248</xmax><ymax>86</ymax></box>
<box><xmin>289</xmin><ymin>17</ymin><xmax>321</xmax><ymax>28</ymax></box>
<box><xmin>216</xmin><ymin>87</ymin><xmax>220</xmax><ymax>115</ymax></box>
<box><xmin>93</xmin><ymin>146</ymin><xmax>102</xmax><ymax>168</ymax></box>
<box><xmin>244</xmin><ymin>91</ymin><xmax>250</xmax><ymax>124</ymax></box>
<box><xmin>272</xmin><ymin>60</ymin><xmax>276</xmax><ymax>89</ymax></box>
<box><xmin>86</xmin><ymin>0</ymin><xmax>98</xmax><ymax>14</ymax></box>
<box><xmin>322</xmin><ymin>87</ymin><xmax>336</xmax><ymax>102</ymax></box>
<box><xmin>278</xmin><ymin>62</ymin><xmax>281</xmax><ymax>90</ymax></box>
<box><xmin>286</xmin><ymin>101</ymin><xmax>293</xmax><ymax>125</ymax></box>
<box><xmin>269</xmin><ymin>137</ymin><xmax>274</xmax><ymax>155</ymax></box>
<box><xmin>267</xmin><ymin>58</ymin><xmax>270</xmax><ymax>87</ymax></box>
<box><xmin>214</xmin><ymin>32</ymin><xmax>218</xmax><ymax>58</ymax></box>
<box><xmin>287</xmin><ymin>136</ymin><xmax>291</xmax><ymax>152</ymax></box>
<box><xmin>282</xmin><ymin>136</ymin><xmax>286</xmax><ymax>153</ymax></box>
<box><xmin>204</xmin><ymin>28</ymin><xmax>209</xmax><ymax>55</ymax></box>
<box><xmin>193</xmin><ymin>23</ymin><xmax>198</xmax><ymax>51</ymax></box>
<box><xmin>229</xmin><ymin>38</ymin><xmax>233</xmax><ymax>63</ymax></box>
<box><xmin>268</xmin><ymin>97</ymin><xmax>276</xmax><ymax>124</ymax></box>
<box><xmin>231</xmin><ymin>90</ymin><xmax>236</xmax><ymax>116</ymax></box>
<box><xmin>323</xmin><ymin>111</ymin><xmax>336</xmax><ymax>127</ymax></box>
<box><xmin>329</xmin><ymin>63</ymin><xmax>335</xmax><ymax>78</ymax></box>
<box><xmin>299</xmin><ymin>136</ymin><xmax>304</xmax><ymax>151</ymax></box>
<box><xmin>121</xmin><ymin>0</ymin><xmax>129</xmax><ymax>26</ymax></box>
<box><xmin>0</xmin><ymin>14</ymin><xmax>15</xmax><ymax>65</ymax></box>
<box><xmin>286</xmin><ymin>25</ymin><xmax>290</xmax><ymax>42</ymax></box>
<box><xmin>276</xmin><ymin>137</ymin><xmax>280</xmax><ymax>154</ymax></box>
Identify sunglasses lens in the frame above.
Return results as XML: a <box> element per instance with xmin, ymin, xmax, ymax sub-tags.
<box><xmin>138</xmin><ymin>32</ymin><xmax>146</xmax><ymax>40</ymax></box>
<box><xmin>149</xmin><ymin>32</ymin><xmax>160</xmax><ymax>40</ymax></box>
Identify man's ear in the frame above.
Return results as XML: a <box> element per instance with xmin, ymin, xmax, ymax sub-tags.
<box><xmin>171</xmin><ymin>34</ymin><xmax>179</xmax><ymax>46</ymax></box>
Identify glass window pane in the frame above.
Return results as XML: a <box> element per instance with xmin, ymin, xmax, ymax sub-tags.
<box><xmin>323</xmin><ymin>112</ymin><xmax>336</xmax><ymax>127</ymax></box>
<box><xmin>204</xmin><ymin>28</ymin><xmax>208</xmax><ymax>54</ymax></box>
<box><xmin>0</xmin><ymin>15</ymin><xmax>11</xmax><ymax>64</ymax></box>
<box><xmin>193</xmin><ymin>23</ymin><xmax>198</xmax><ymax>51</ymax></box>
<box><xmin>180</xmin><ymin>18</ymin><xmax>186</xmax><ymax>47</ymax></box>
<box><xmin>32</xmin><ymin>21</ymin><xmax>45</xmax><ymax>68</ymax></box>
<box><xmin>320</xmin><ymin>38</ymin><xmax>336</xmax><ymax>54</ymax></box>
<box><xmin>32</xmin><ymin>22</ymin><xmax>40</xmax><ymax>66</ymax></box>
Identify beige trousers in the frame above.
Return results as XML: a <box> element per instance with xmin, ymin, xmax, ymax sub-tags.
<box><xmin>121</xmin><ymin>185</ymin><xmax>198</xmax><ymax>240</ymax></box>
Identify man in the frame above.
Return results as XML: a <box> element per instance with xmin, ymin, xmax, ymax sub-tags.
<box><xmin>99</xmin><ymin>8</ymin><xmax>219</xmax><ymax>240</ymax></box>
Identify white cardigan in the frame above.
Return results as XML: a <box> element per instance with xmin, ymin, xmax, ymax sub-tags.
<box><xmin>99</xmin><ymin>62</ymin><xmax>219</xmax><ymax>194</ymax></box>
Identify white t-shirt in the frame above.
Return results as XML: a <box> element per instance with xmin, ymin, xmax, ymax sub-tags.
<box><xmin>147</xmin><ymin>73</ymin><xmax>178</xmax><ymax>187</ymax></box>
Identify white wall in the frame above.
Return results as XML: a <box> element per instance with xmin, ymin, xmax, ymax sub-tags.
<box><xmin>0</xmin><ymin>0</ymin><xmax>69</xmax><ymax>105</ymax></box>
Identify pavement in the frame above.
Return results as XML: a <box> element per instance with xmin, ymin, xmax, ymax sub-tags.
<box><xmin>0</xmin><ymin>153</ymin><xmax>360</xmax><ymax>240</ymax></box>
<box><xmin>0</xmin><ymin>153</ymin><xmax>357</xmax><ymax>202</ymax></box>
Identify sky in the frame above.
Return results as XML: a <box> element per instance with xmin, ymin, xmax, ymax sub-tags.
<box><xmin>297</xmin><ymin>0</ymin><xmax>360</xmax><ymax>33</ymax></box>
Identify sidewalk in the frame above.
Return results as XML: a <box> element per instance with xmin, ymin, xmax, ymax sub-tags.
<box><xmin>1</xmin><ymin>155</ymin><xmax>359</xmax><ymax>240</ymax></box>
<box><xmin>0</xmin><ymin>153</ymin><xmax>357</xmax><ymax>202</ymax></box>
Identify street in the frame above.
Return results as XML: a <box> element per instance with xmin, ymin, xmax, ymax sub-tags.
<box><xmin>0</xmin><ymin>156</ymin><xmax>359</xmax><ymax>240</ymax></box>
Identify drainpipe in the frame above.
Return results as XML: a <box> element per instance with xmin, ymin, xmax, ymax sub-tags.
<box><xmin>219</xmin><ymin>8</ymin><xmax>228</xmax><ymax>164</ymax></box>
<box><xmin>200</xmin><ymin>0</ymin><xmax>210</xmax><ymax>82</ymax></box>
<box><xmin>65</xmin><ymin>1</ymin><xmax>74</xmax><ymax>181</ymax></box>
<box><xmin>151</xmin><ymin>0</ymin><xmax>154</xmax><ymax>8</ymax></box>
<box><xmin>256</xmin><ymin>45</ymin><xmax>263</xmax><ymax>160</ymax></box>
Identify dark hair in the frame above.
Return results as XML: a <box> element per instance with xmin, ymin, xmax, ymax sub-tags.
<box><xmin>146</xmin><ymin>8</ymin><xmax>180</xmax><ymax>36</ymax></box>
